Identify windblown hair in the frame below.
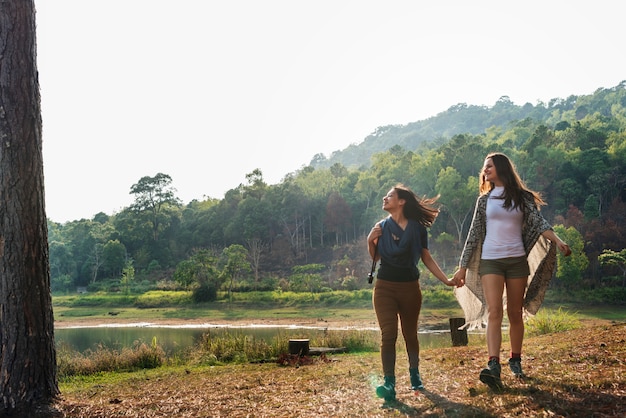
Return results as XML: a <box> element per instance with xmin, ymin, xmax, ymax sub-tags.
<box><xmin>479</xmin><ymin>152</ymin><xmax>545</xmax><ymax>210</ymax></box>
<box><xmin>393</xmin><ymin>184</ymin><xmax>440</xmax><ymax>227</ymax></box>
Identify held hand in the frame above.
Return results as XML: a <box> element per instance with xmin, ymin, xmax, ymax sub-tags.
<box><xmin>453</xmin><ymin>276</ymin><xmax>465</xmax><ymax>288</ymax></box>
<box><xmin>452</xmin><ymin>268</ymin><xmax>466</xmax><ymax>287</ymax></box>
<box><xmin>442</xmin><ymin>275</ymin><xmax>464</xmax><ymax>288</ymax></box>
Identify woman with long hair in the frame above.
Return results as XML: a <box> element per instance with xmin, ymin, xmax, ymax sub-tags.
<box><xmin>453</xmin><ymin>152</ymin><xmax>571</xmax><ymax>390</ymax></box>
<box><xmin>367</xmin><ymin>184</ymin><xmax>460</xmax><ymax>401</ymax></box>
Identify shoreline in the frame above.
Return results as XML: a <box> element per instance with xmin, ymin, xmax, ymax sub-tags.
<box><xmin>53</xmin><ymin>317</ymin><xmax>382</xmax><ymax>330</ymax></box>
<box><xmin>53</xmin><ymin>315</ymin><xmax>460</xmax><ymax>331</ymax></box>
<box><xmin>54</xmin><ymin>316</ymin><xmax>615</xmax><ymax>331</ymax></box>
<box><xmin>54</xmin><ymin>320</ymin><xmax>382</xmax><ymax>331</ymax></box>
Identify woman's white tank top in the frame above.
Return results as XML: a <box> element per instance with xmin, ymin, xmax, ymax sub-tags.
<box><xmin>482</xmin><ymin>186</ymin><xmax>525</xmax><ymax>260</ymax></box>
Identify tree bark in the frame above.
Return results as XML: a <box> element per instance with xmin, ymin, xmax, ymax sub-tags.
<box><xmin>0</xmin><ymin>0</ymin><xmax>59</xmax><ymax>412</ymax></box>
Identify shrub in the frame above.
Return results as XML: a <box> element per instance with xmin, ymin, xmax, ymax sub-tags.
<box><xmin>192</xmin><ymin>283</ymin><xmax>218</xmax><ymax>302</ymax></box>
<box><xmin>61</xmin><ymin>292</ymin><xmax>137</xmax><ymax>307</ymax></box>
<box><xmin>525</xmin><ymin>307</ymin><xmax>581</xmax><ymax>336</ymax></box>
<box><xmin>135</xmin><ymin>290</ymin><xmax>192</xmax><ymax>308</ymax></box>
<box><xmin>190</xmin><ymin>331</ymin><xmax>278</xmax><ymax>364</ymax></box>
<box><xmin>314</xmin><ymin>330</ymin><xmax>378</xmax><ymax>352</ymax></box>
<box><xmin>57</xmin><ymin>338</ymin><xmax>166</xmax><ymax>377</ymax></box>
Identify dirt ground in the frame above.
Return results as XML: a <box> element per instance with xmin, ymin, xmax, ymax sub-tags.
<box><xmin>49</xmin><ymin>319</ymin><xmax>625</xmax><ymax>418</ymax></box>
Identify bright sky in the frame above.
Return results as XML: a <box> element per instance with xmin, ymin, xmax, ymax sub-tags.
<box><xmin>35</xmin><ymin>1</ymin><xmax>625</xmax><ymax>223</ymax></box>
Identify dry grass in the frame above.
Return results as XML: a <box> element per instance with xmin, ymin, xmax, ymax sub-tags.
<box><xmin>57</xmin><ymin>340</ymin><xmax>166</xmax><ymax>376</ymax></box>
<box><xmin>51</xmin><ymin>322</ymin><xmax>625</xmax><ymax>417</ymax></box>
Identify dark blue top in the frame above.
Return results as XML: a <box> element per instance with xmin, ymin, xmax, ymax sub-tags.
<box><xmin>376</xmin><ymin>217</ymin><xmax>428</xmax><ymax>282</ymax></box>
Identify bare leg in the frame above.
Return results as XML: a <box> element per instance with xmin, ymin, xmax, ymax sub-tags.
<box><xmin>481</xmin><ymin>274</ymin><xmax>505</xmax><ymax>357</ymax></box>
<box><xmin>505</xmin><ymin>277</ymin><xmax>527</xmax><ymax>355</ymax></box>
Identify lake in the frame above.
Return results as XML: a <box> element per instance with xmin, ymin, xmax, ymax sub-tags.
<box><xmin>54</xmin><ymin>324</ymin><xmax>472</xmax><ymax>356</ymax></box>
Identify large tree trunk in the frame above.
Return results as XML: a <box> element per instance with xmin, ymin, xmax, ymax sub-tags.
<box><xmin>0</xmin><ymin>0</ymin><xmax>59</xmax><ymax>413</ymax></box>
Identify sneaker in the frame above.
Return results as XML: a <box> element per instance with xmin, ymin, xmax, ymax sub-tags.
<box><xmin>479</xmin><ymin>359</ymin><xmax>503</xmax><ymax>390</ymax></box>
<box><xmin>409</xmin><ymin>368</ymin><xmax>424</xmax><ymax>390</ymax></box>
<box><xmin>375</xmin><ymin>376</ymin><xmax>396</xmax><ymax>401</ymax></box>
<box><xmin>509</xmin><ymin>358</ymin><xmax>525</xmax><ymax>378</ymax></box>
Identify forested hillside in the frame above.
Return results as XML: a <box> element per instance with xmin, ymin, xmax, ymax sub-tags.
<box><xmin>311</xmin><ymin>82</ymin><xmax>624</xmax><ymax>170</ymax></box>
<box><xmin>48</xmin><ymin>81</ymin><xmax>626</xmax><ymax>301</ymax></box>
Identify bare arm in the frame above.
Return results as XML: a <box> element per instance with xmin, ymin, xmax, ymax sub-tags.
<box><xmin>542</xmin><ymin>229</ymin><xmax>572</xmax><ymax>256</ymax></box>
<box><xmin>421</xmin><ymin>248</ymin><xmax>461</xmax><ymax>287</ymax></box>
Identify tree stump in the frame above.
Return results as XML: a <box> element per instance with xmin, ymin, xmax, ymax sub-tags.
<box><xmin>288</xmin><ymin>339</ymin><xmax>310</xmax><ymax>356</ymax></box>
<box><xmin>449</xmin><ymin>318</ymin><xmax>468</xmax><ymax>346</ymax></box>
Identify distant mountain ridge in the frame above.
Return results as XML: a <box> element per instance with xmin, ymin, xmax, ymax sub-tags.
<box><xmin>309</xmin><ymin>81</ymin><xmax>625</xmax><ymax>169</ymax></box>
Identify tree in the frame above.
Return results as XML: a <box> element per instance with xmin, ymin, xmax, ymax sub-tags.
<box><xmin>354</xmin><ymin>173</ymin><xmax>380</xmax><ymax>211</ymax></box>
<box><xmin>220</xmin><ymin>245</ymin><xmax>251</xmax><ymax>300</ymax></box>
<box><xmin>435</xmin><ymin>167</ymin><xmax>477</xmax><ymax>246</ymax></box>
<box><xmin>120</xmin><ymin>260</ymin><xmax>135</xmax><ymax>294</ymax></box>
<box><xmin>324</xmin><ymin>192</ymin><xmax>352</xmax><ymax>246</ymax></box>
<box><xmin>290</xmin><ymin>264</ymin><xmax>325</xmax><ymax>293</ymax></box>
<box><xmin>408</xmin><ymin>150</ymin><xmax>444</xmax><ymax>198</ymax></box>
<box><xmin>49</xmin><ymin>241</ymin><xmax>76</xmax><ymax>289</ymax></box>
<box><xmin>130</xmin><ymin>173</ymin><xmax>181</xmax><ymax>241</ymax></box>
<box><xmin>0</xmin><ymin>0</ymin><xmax>59</xmax><ymax>411</ymax></box>
<box><xmin>246</xmin><ymin>238</ymin><xmax>266</xmax><ymax>288</ymax></box>
<box><xmin>102</xmin><ymin>239</ymin><xmax>127</xmax><ymax>279</ymax></box>
<box><xmin>174</xmin><ymin>249</ymin><xmax>218</xmax><ymax>288</ymax></box>
<box><xmin>553</xmin><ymin>225</ymin><xmax>588</xmax><ymax>286</ymax></box>
<box><xmin>62</xmin><ymin>219</ymin><xmax>115</xmax><ymax>285</ymax></box>
<box><xmin>598</xmin><ymin>249</ymin><xmax>626</xmax><ymax>287</ymax></box>
<box><xmin>243</xmin><ymin>168</ymin><xmax>267</xmax><ymax>199</ymax></box>
<box><xmin>88</xmin><ymin>242</ymin><xmax>105</xmax><ymax>284</ymax></box>
<box><xmin>277</xmin><ymin>183</ymin><xmax>309</xmax><ymax>257</ymax></box>
<box><xmin>173</xmin><ymin>259</ymin><xmax>197</xmax><ymax>289</ymax></box>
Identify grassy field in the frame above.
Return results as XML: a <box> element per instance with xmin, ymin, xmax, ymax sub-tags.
<box><xmin>52</xmin><ymin>322</ymin><xmax>625</xmax><ymax>417</ymax></box>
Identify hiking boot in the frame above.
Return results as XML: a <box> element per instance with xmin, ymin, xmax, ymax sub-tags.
<box><xmin>409</xmin><ymin>368</ymin><xmax>424</xmax><ymax>390</ymax></box>
<box><xmin>479</xmin><ymin>359</ymin><xmax>503</xmax><ymax>390</ymax></box>
<box><xmin>375</xmin><ymin>375</ymin><xmax>396</xmax><ymax>401</ymax></box>
<box><xmin>509</xmin><ymin>357</ymin><xmax>525</xmax><ymax>378</ymax></box>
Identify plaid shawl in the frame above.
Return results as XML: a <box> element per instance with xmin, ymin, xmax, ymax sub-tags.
<box><xmin>453</xmin><ymin>191</ymin><xmax>557</xmax><ymax>330</ymax></box>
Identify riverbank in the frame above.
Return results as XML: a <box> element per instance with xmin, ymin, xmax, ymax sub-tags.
<box><xmin>52</xmin><ymin>290</ymin><xmax>624</xmax><ymax>332</ymax></box>
<box><xmin>54</xmin><ymin>316</ymin><xmax>379</xmax><ymax>330</ymax></box>
<box><xmin>51</xmin><ymin>289</ymin><xmax>466</xmax><ymax>332</ymax></box>
<box><xmin>53</xmin><ymin>312</ymin><xmax>614</xmax><ymax>330</ymax></box>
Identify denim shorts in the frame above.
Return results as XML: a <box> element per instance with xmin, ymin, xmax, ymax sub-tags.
<box><xmin>479</xmin><ymin>256</ymin><xmax>530</xmax><ymax>279</ymax></box>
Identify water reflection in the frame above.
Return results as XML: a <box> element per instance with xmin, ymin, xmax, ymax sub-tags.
<box><xmin>55</xmin><ymin>325</ymin><xmax>461</xmax><ymax>356</ymax></box>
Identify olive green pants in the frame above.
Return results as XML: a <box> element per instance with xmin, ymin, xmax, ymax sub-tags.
<box><xmin>373</xmin><ymin>279</ymin><xmax>422</xmax><ymax>377</ymax></box>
